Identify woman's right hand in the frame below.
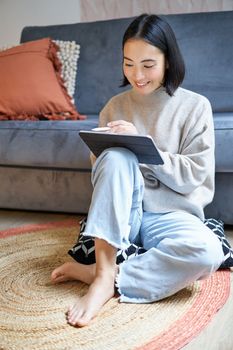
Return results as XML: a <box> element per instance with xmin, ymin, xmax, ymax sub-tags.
<box><xmin>107</xmin><ymin>120</ymin><xmax>138</xmax><ymax>135</ymax></box>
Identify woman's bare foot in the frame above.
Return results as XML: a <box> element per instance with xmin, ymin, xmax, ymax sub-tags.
<box><xmin>67</xmin><ymin>272</ymin><xmax>115</xmax><ymax>327</ymax></box>
<box><xmin>51</xmin><ymin>261</ymin><xmax>95</xmax><ymax>285</ymax></box>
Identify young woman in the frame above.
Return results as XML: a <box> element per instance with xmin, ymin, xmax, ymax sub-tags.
<box><xmin>51</xmin><ymin>14</ymin><xmax>224</xmax><ymax>327</ymax></box>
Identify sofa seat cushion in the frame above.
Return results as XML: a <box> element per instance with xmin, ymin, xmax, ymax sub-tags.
<box><xmin>0</xmin><ymin>117</ymin><xmax>98</xmax><ymax>170</ymax></box>
<box><xmin>1</xmin><ymin>112</ymin><xmax>232</xmax><ymax>172</ymax></box>
<box><xmin>214</xmin><ymin>113</ymin><xmax>233</xmax><ymax>172</ymax></box>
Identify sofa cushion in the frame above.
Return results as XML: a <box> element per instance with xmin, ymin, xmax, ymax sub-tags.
<box><xmin>0</xmin><ymin>38</ymin><xmax>83</xmax><ymax>120</ymax></box>
<box><xmin>0</xmin><ymin>118</ymin><xmax>98</xmax><ymax>169</ymax></box>
<box><xmin>68</xmin><ymin>217</ymin><xmax>233</xmax><ymax>269</ymax></box>
<box><xmin>0</xmin><ymin>39</ymin><xmax>80</xmax><ymax>102</ymax></box>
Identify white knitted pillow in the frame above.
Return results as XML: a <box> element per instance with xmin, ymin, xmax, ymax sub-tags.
<box><xmin>53</xmin><ymin>40</ymin><xmax>80</xmax><ymax>100</ymax></box>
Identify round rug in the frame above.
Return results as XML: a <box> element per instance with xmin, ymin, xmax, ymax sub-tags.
<box><xmin>0</xmin><ymin>219</ymin><xmax>230</xmax><ymax>350</ymax></box>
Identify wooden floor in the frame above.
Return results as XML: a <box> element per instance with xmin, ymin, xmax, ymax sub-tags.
<box><xmin>0</xmin><ymin>209</ymin><xmax>232</xmax><ymax>350</ymax></box>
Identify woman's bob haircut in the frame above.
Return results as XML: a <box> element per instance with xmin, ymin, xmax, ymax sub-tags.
<box><xmin>121</xmin><ymin>14</ymin><xmax>185</xmax><ymax>96</ymax></box>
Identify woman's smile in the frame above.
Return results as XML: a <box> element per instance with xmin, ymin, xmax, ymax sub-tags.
<box><xmin>135</xmin><ymin>81</ymin><xmax>150</xmax><ymax>88</ymax></box>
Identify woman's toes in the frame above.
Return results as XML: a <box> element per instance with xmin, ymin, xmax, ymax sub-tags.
<box><xmin>51</xmin><ymin>270</ymin><xmax>60</xmax><ymax>282</ymax></box>
<box><xmin>75</xmin><ymin>315</ymin><xmax>91</xmax><ymax>327</ymax></box>
<box><xmin>68</xmin><ymin>311</ymin><xmax>90</xmax><ymax>327</ymax></box>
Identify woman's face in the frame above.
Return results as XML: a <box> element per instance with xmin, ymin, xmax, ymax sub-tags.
<box><xmin>123</xmin><ymin>39</ymin><xmax>167</xmax><ymax>95</ymax></box>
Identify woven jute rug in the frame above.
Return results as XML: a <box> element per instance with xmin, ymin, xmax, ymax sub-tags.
<box><xmin>0</xmin><ymin>219</ymin><xmax>230</xmax><ymax>350</ymax></box>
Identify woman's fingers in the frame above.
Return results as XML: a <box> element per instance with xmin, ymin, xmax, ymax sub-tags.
<box><xmin>107</xmin><ymin>120</ymin><xmax>138</xmax><ymax>134</ymax></box>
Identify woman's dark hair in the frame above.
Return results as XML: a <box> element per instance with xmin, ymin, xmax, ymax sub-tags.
<box><xmin>121</xmin><ymin>14</ymin><xmax>185</xmax><ymax>96</ymax></box>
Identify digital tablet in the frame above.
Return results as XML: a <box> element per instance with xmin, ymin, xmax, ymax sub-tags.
<box><xmin>79</xmin><ymin>130</ymin><xmax>164</xmax><ymax>165</ymax></box>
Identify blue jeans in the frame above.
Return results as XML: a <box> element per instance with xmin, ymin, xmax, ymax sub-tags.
<box><xmin>83</xmin><ymin>148</ymin><xmax>224</xmax><ymax>303</ymax></box>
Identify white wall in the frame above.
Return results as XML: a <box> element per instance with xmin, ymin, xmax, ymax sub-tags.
<box><xmin>1</xmin><ymin>0</ymin><xmax>232</xmax><ymax>47</ymax></box>
<box><xmin>0</xmin><ymin>0</ymin><xmax>81</xmax><ymax>47</ymax></box>
<box><xmin>80</xmin><ymin>0</ymin><xmax>233</xmax><ymax>22</ymax></box>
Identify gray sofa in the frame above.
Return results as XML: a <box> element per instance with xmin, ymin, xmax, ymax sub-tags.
<box><xmin>0</xmin><ymin>11</ymin><xmax>233</xmax><ymax>225</ymax></box>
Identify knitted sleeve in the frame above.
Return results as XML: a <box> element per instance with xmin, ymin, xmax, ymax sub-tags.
<box><xmin>147</xmin><ymin>98</ymin><xmax>215</xmax><ymax>194</ymax></box>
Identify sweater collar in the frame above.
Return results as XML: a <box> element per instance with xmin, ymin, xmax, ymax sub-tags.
<box><xmin>129</xmin><ymin>86</ymin><xmax>170</xmax><ymax>106</ymax></box>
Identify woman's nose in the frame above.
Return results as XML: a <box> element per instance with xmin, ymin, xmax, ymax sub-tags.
<box><xmin>133</xmin><ymin>67</ymin><xmax>145</xmax><ymax>80</ymax></box>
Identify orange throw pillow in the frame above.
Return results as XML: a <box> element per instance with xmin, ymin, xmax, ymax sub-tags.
<box><xmin>0</xmin><ymin>38</ymin><xmax>85</xmax><ymax>120</ymax></box>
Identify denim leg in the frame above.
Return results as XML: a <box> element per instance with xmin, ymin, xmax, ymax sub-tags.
<box><xmin>116</xmin><ymin>211</ymin><xmax>224</xmax><ymax>303</ymax></box>
<box><xmin>83</xmin><ymin>147</ymin><xmax>144</xmax><ymax>249</ymax></box>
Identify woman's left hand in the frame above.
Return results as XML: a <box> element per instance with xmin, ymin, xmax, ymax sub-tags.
<box><xmin>107</xmin><ymin>120</ymin><xmax>138</xmax><ymax>135</ymax></box>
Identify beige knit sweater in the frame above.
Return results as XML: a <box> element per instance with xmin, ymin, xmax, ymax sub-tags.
<box><xmin>98</xmin><ymin>87</ymin><xmax>215</xmax><ymax>221</ymax></box>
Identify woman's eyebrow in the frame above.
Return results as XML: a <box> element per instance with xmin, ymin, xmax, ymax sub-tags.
<box><xmin>123</xmin><ymin>56</ymin><xmax>133</xmax><ymax>61</ymax></box>
<box><xmin>141</xmin><ymin>59</ymin><xmax>156</xmax><ymax>63</ymax></box>
<box><xmin>123</xmin><ymin>56</ymin><xmax>156</xmax><ymax>63</ymax></box>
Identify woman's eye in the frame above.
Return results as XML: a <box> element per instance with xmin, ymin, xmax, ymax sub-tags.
<box><xmin>144</xmin><ymin>65</ymin><xmax>155</xmax><ymax>69</ymax></box>
<box><xmin>125</xmin><ymin>63</ymin><xmax>133</xmax><ymax>67</ymax></box>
